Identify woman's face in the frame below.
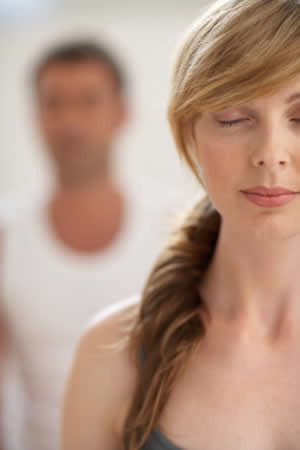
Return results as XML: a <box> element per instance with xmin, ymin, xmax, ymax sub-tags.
<box><xmin>191</xmin><ymin>75</ymin><xmax>300</xmax><ymax>240</ymax></box>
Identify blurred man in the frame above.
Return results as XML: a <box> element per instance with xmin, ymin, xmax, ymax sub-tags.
<box><xmin>0</xmin><ymin>41</ymin><xmax>170</xmax><ymax>450</ymax></box>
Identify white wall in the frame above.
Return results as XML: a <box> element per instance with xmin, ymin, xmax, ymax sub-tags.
<box><xmin>0</xmin><ymin>1</ymin><xmax>211</xmax><ymax>208</ymax></box>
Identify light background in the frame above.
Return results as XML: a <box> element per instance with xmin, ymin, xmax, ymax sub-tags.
<box><xmin>0</xmin><ymin>0</ymin><xmax>211</xmax><ymax>211</ymax></box>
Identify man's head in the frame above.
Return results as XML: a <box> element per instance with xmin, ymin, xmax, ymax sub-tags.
<box><xmin>33</xmin><ymin>40</ymin><xmax>128</xmax><ymax>186</ymax></box>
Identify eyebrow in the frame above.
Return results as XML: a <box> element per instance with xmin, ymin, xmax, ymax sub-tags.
<box><xmin>285</xmin><ymin>92</ymin><xmax>300</xmax><ymax>104</ymax></box>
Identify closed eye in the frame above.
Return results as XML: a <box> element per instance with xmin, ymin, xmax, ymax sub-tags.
<box><xmin>218</xmin><ymin>118</ymin><xmax>300</xmax><ymax>128</ymax></box>
<box><xmin>217</xmin><ymin>119</ymin><xmax>248</xmax><ymax>128</ymax></box>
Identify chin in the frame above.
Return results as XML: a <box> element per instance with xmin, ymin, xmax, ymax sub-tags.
<box><xmin>222</xmin><ymin>207</ymin><xmax>300</xmax><ymax>242</ymax></box>
<box><xmin>246</xmin><ymin>213</ymin><xmax>300</xmax><ymax>242</ymax></box>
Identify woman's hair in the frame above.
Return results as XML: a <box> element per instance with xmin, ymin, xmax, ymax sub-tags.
<box><xmin>121</xmin><ymin>1</ymin><xmax>300</xmax><ymax>448</ymax></box>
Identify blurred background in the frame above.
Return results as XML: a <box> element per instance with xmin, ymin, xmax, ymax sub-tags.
<box><xmin>0</xmin><ymin>1</ymin><xmax>212</xmax><ymax>449</ymax></box>
<box><xmin>0</xmin><ymin>0</ymin><xmax>211</xmax><ymax>212</ymax></box>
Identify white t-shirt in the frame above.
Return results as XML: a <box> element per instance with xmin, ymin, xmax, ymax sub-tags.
<box><xmin>0</xmin><ymin>190</ymin><xmax>177</xmax><ymax>450</ymax></box>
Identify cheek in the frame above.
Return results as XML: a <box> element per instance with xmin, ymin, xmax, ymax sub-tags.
<box><xmin>197</xmin><ymin>141</ymin><xmax>244</xmax><ymax>210</ymax></box>
<box><xmin>200</xmin><ymin>141</ymin><xmax>240</xmax><ymax>184</ymax></box>
<box><xmin>91</xmin><ymin>107</ymin><xmax>119</xmax><ymax>134</ymax></box>
<box><xmin>42</xmin><ymin>121</ymin><xmax>60</xmax><ymax>140</ymax></box>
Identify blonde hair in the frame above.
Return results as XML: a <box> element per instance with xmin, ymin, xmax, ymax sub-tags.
<box><xmin>121</xmin><ymin>1</ymin><xmax>300</xmax><ymax>448</ymax></box>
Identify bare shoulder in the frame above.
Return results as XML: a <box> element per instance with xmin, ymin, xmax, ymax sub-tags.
<box><xmin>63</xmin><ymin>295</ymin><xmax>141</xmax><ymax>450</ymax></box>
<box><xmin>84</xmin><ymin>294</ymin><xmax>141</xmax><ymax>337</ymax></box>
<box><xmin>78</xmin><ymin>294</ymin><xmax>141</xmax><ymax>369</ymax></box>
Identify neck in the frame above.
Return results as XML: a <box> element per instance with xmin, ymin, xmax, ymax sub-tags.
<box><xmin>54</xmin><ymin>174</ymin><xmax>117</xmax><ymax>209</ymax></box>
<box><xmin>56</xmin><ymin>150</ymin><xmax>112</xmax><ymax>190</ymax></box>
<box><xmin>48</xmin><ymin>175</ymin><xmax>125</xmax><ymax>254</ymax></box>
<box><xmin>200</xmin><ymin>222</ymin><xmax>300</xmax><ymax>339</ymax></box>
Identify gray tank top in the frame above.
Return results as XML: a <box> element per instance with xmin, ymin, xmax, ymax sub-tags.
<box><xmin>142</xmin><ymin>427</ymin><xmax>181</xmax><ymax>450</ymax></box>
<box><xmin>140</xmin><ymin>347</ymin><xmax>182</xmax><ymax>450</ymax></box>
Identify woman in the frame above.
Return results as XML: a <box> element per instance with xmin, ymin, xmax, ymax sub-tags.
<box><xmin>62</xmin><ymin>0</ymin><xmax>300</xmax><ymax>449</ymax></box>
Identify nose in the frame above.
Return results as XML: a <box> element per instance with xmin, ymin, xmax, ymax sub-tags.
<box><xmin>250</xmin><ymin>124</ymin><xmax>290</xmax><ymax>169</ymax></box>
<box><xmin>254</xmin><ymin>159</ymin><xmax>286</xmax><ymax>168</ymax></box>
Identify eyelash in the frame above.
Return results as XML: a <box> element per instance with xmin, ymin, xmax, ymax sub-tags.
<box><xmin>218</xmin><ymin>119</ymin><xmax>300</xmax><ymax>128</ymax></box>
<box><xmin>218</xmin><ymin>119</ymin><xmax>246</xmax><ymax>128</ymax></box>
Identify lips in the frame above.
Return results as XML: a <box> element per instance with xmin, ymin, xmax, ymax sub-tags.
<box><xmin>241</xmin><ymin>186</ymin><xmax>298</xmax><ymax>208</ymax></box>
<box><xmin>242</xmin><ymin>186</ymin><xmax>296</xmax><ymax>196</ymax></box>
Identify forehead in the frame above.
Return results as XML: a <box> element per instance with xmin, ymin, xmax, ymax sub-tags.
<box><xmin>37</xmin><ymin>60</ymin><xmax>117</xmax><ymax>95</ymax></box>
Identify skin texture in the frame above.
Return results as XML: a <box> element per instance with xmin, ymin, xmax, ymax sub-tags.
<box><xmin>63</xmin><ymin>76</ymin><xmax>300</xmax><ymax>450</ymax></box>
<box><xmin>191</xmin><ymin>75</ymin><xmax>300</xmax><ymax>331</ymax></box>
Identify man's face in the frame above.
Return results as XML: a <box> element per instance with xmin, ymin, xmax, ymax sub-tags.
<box><xmin>36</xmin><ymin>60</ymin><xmax>127</xmax><ymax>183</ymax></box>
